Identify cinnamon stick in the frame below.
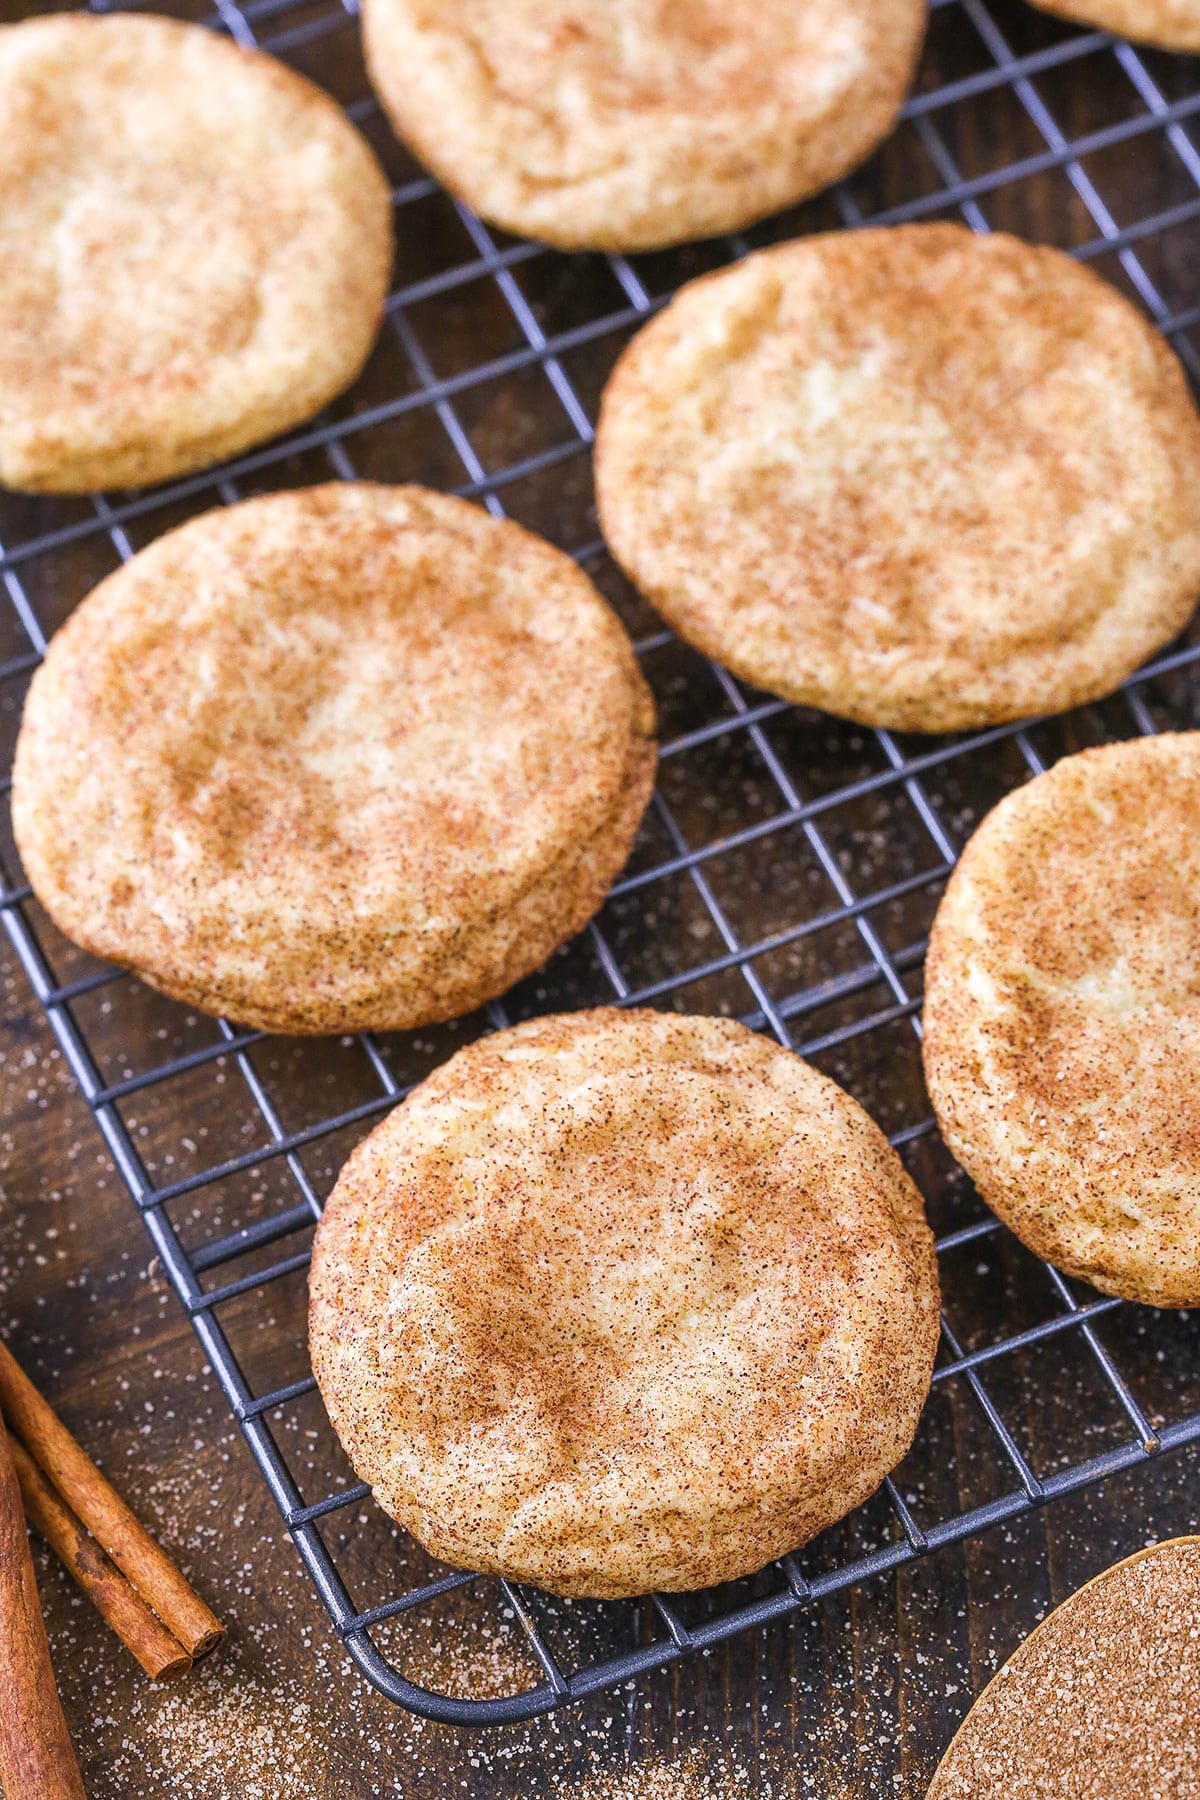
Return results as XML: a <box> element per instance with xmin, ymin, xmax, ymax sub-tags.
<box><xmin>0</xmin><ymin>1338</ymin><xmax>223</xmax><ymax>1659</ymax></box>
<box><xmin>9</xmin><ymin>1435</ymin><xmax>192</xmax><ymax>1683</ymax></box>
<box><xmin>0</xmin><ymin>1404</ymin><xmax>87</xmax><ymax>1800</ymax></box>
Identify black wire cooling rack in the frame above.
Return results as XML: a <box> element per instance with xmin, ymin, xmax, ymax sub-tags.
<box><xmin>2</xmin><ymin>0</ymin><xmax>1200</xmax><ymax>1727</ymax></box>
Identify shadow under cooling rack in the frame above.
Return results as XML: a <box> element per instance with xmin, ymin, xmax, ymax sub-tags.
<box><xmin>1</xmin><ymin>0</ymin><xmax>1200</xmax><ymax>1725</ymax></box>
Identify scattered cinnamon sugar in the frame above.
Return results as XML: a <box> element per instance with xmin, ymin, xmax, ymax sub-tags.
<box><xmin>120</xmin><ymin>1662</ymin><xmax>316</xmax><ymax>1800</ymax></box>
<box><xmin>35</xmin><ymin>1332</ymin><xmax>812</xmax><ymax>1799</ymax></box>
<box><xmin>6</xmin><ymin>946</ymin><xmax>1200</xmax><ymax>1800</ymax></box>
<box><xmin>550</xmin><ymin>1748</ymin><xmax>798</xmax><ymax>1800</ymax></box>
<box><xmin>928</xmin><ymin>1539</ymin><xmax>1200</xmax><ymax>1799</ymax></box>
<box><xmin>382</xmin><ymin>1601</ymin><xmax>543</xmax><ymax>1701</ymax></box>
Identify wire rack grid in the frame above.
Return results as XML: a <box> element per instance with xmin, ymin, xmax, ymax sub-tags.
<box><xmin>1</xmin><ymin>0</ymin><xmax>1200</xmax><ymax>1728</ymax></box>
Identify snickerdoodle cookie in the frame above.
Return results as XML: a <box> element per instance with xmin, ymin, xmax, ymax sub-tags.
<box><xmin>0</xmin><ymin>12</ymin><xmax>392</xmax><ymax>492</ymax></box>
<box><xmin>309</xmin><ymin>1008</ymin><xmax>940</xmax><ymax>1597</ymax></box>
<box><xmin>596</xmin><ymin>225</ymin><xmax>1200</xmax><ymax>732</ymax></box>
<box><xmin>928</xmin><ymin>1539</ymin><xmax>1200</xmax><ymax>1799</ymax></box>
<box><xmin>361</xmin><ymin>0</ymin><xmax>927</xmax><ymax>250</ymax></box>
<box><xmin>923</xmin><ymin>733</ymin><xmax>1200</xmax><ymax>1307</ymax></box>
<box><xmin>12</xmin><ymin>486</ymin><xmax>656</xmax><ymax>1034</ymax></box>
<box><xmin>1030</xmin><ymin>1</ymin><xmax>1200</xmax><ymax>50</ymax></box>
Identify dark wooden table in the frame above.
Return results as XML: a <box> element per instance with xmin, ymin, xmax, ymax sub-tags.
<box><xmin>2</xmin><ymin>1</ymin><xmax>1199</xmax><ymax>1794</ymax></box>
<box><xmin>4</xmin><ymin>950</ymin><xmax>1199</xmax><ymax>1797</ymax></box>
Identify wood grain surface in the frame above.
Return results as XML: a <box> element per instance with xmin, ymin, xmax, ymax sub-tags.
<box><xmin>2</xmin><ymin>947</ymin><xmax>1198</xmax><ymax>1796</ymax></box>
<box><xmin>1</xmin><ymin>1</ymin><xmax>1199</xmax><ymax>1795</ymax></box>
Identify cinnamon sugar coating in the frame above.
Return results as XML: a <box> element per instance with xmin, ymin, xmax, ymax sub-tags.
<box><xmin>309</xmin><ymin>1009</ymin><xmax>940</xmax><ymax>1597</ymax></box>
<box><xmin>924</xmin><ymin>733</ymin><xmax>1200</xmax><ymax>1306</ymax></box>
<box><xmin>12</xmin><ymin>486</ymin><xmax>656</xmax><ymax>1035</ymax></box>
<box><xmin>361</xmin><ymin>0</ymin><xmax>925</xmax><ymax>251</ymax></box>
<box><xmin>0</xmin><ymin>13</ymin><xmax>392</xmax><ymax>492</ymax></box>
<box><xmin>1031</xmin><ymin>1</ymin><xmax>1200</xmax><ymax>50</ymax></box>
<box><xmin>596</xmin><ymin>225</ymin><xmax>1200</xmax><ymax>732</ymax></box>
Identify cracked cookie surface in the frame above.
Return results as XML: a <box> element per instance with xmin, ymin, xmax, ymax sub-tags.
<box><xmin>13</xmin><ymin>486</ymin><xmax>656</xmax><ymax>1034</ymax></box>
<box><xmin>361</xmin><ymin>0</ymin><xmax>926</xmax><ymax>249</ymax></box>
<box><xmin>310</xmin><ymin>1007</ymin><xmax>940</xmax><ymax>1597</ymax></box>
<box><xmin>0</xmin><ymin>12</ymin><xmax>392</xmax><ymax>491</ymax></box>
<box><xmin>923</xmin><ymin>733</ymin><xmax>1200</xmax><ymax>1306</ymax></box>
<box><xmin>596</xmin><ymin>225</ymin><xmax>1200</xmax><ymax>732</ymax></box>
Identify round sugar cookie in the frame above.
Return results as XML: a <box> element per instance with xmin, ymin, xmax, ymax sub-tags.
<box><xmin>309</xmin><ymin>1008</ymin><xmax>941</xmax><ymax>1598</ymax></box>
<box><xmin>12</xmin><ymin>485</ymin><xmax>656</xmax><ymax>1035</ymax></box>
<box><xmin>360</xmin><ymin>0</ymin><xmax>927</xmax><ymax>251</ymax></box>
<box><xmin>923</xmin><ymin>734</ymin><xmax>1200</xmax><ymax>1307</ymax></box>
<box><xmin>1030</xmin><ymin>1</ymin><xmax>1200</xmax><ymax>50</ymax></box>
<box><xmin>928</xmin><ymin>1539</ymin><xmax>1200</xmax><ymax>1799</ymax></box>
<box><xmin>595</xmin><ymin>224</ymin><xmax>1200</xmax><ymax>733</ymax></box>
<box><xmin>0</xmin><ymin>12</ymin><xmax>393</xmax><ymax>493</ymax></box>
